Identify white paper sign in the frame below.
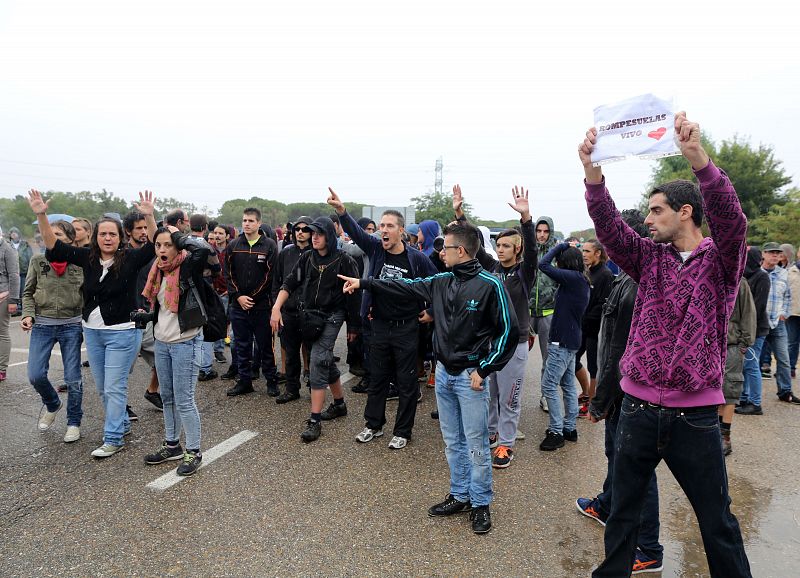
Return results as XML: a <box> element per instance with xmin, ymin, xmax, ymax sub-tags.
<box><xmin>590</xmin><ymin>93</ymin><xmax>680</xmax><ymax>166</ymax></box>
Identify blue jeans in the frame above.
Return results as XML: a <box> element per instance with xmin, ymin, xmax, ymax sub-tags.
<box><xmin>765</xmin><ymin>320</ymin><xmax>792</xmax><ymax>395</ymax></box>
<box><xmin>83</xmin><ymin>327</ymin><xmax>142</xmax><ymax>446</ymax></box>
<box><xmin>200</xmin><ymin>339</ymin><xmax>213</xmax><ymax>372</ymax></box>
<box><xmin>155</xmin><ymin>334</ymin><xmax>203</xmax><ymax>450</ymax></box>
<box><xmin>596</xmin><ymin>405</ymin><xmax>662</xmax><ymax>562</ymax></box>
<box><xmin>434</xmin><ymin>365</ymin><xmax>492</xmax><ymax>507</ymax></box>
<box><xmin>787</xmin><ymin>316</ymin><xmax>800</xmax><ymax>372</ymax></box>
<box><xmin>28</xmin><ymin>323</ymin><xmax>84</xmax><ymax>426</ymax></box>
<box><xmin>740</xmin><ymin>336</ymin><xmax>765</xmax><ymax>406</ymax></box>
<box><xmin>593</xmin><ymin>395</ymin><xmax>751</xmax><ymax>578</ymax></box>
<box><xmin>541</xmin><ymin>343</ymin><xmax>579</xmax><ymax>433</ymax></box>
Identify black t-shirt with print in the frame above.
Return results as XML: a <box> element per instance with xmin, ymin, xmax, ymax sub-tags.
<box><xmin>372</xmin><ymin>249</ymin><xmax>418</xmax><ymax>321</ymax></box>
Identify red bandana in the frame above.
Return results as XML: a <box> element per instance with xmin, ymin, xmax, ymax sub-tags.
<box><xmin>50</xmin><ymin>261</ymin><xmax>68</xmax><ymax>276</ymax></box>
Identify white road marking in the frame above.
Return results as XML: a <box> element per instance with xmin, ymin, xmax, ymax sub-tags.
<box><xmin>339</xmin><ymin>371</ymin><xmax>354</xmax><ymax>384</ymax></box>
<box><xmin>8</xmin><ymin>361</ymin><xmax>29</xmax><ymax>368</ymax></box>
<box><xmin>6</xmin><ymin>347</ymin><xmax>87</xmax><ymax>367</ymax></box>
<box><xmin>146</xmin><ymin>429</ymin><xmax>259</xmax><ymax>492</ymax></box>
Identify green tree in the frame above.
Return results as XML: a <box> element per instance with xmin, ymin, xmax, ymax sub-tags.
<box><xmin>747</xmin><ymin>188</ymin><xmax>800</xmax><ymax>246</ymax></box>
<box><xmin>645</xmin><ymin>135</ymin><xmax>792</xmax><ymax>219</ymax></box>
<box><xmin>570</xmin><ymin>227</ymin><xmax>597</xmax><ymax>241</ymax></box>
<box><xmin>411</xmin><ymin>190</ymin><xmax>474</xmax><ymax>225</ymax></box>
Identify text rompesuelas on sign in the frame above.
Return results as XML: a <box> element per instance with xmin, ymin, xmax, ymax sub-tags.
<box><xmin>590</xmin><ymin>94</ymin><xmax>681</xmax><ymax>167</ymax></box>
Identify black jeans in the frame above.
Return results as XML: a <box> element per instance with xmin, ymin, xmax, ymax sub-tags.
<box><xmin>364</xmin><ymin>319</ymin><xmax>419</xmax><ymax>438</ymax></box>
<box><xmin>596</xmin><ymin>403</ymin><xmax>663</xmax><ymax>562</ymax></box>
<box><xmin>229</xmin><ymin>306</ymin><xmax>277</xmax><ymax>384</ymax></box>
<box><xmin>593</xmin><ymin>395</ymin><xmax>751</xmax><ymax>578</ymax></box>
<box><xmin>279</xmin><ymin>310</ymin><xmax>302</xmax><ymax>394</ymax></box>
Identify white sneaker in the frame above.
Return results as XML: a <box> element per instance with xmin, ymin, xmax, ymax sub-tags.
<box><xmin>91</xmin><ymin>443</ymin><xmax>124</xmax><ymax>458</ymax></box>
<box><xmin>38</xmin><ymin>402</ymin><xmax>63</xmax><ymax>431</ymax></box>
<box><xmin>388</xmin><ymin>436</ymin><xmax>407</xmax><ymax>449</ymax></box>
<box><xmin>539</xmin><ymin>396</ymin><xmax>549</xmax><ymax>413</ymax></box>
<box><xmin>515</xmin><ymin>430</ymin><xmax>526</xmax><ymax>441</ymax></box>
<box><xmin>64</xmin><ymin>426</ymin><xmax>81</xmax><ymax>443</ymax></box>
<box><xmin>355</xmin><ymin>427</ymin><xmax>384</xmax><ymax>443</ymax></box>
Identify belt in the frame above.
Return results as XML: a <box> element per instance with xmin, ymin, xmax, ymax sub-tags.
<box><xmin>626</xmin><ymin>394</ymin><xmax>718</xmax><ymax>413</ymax></box>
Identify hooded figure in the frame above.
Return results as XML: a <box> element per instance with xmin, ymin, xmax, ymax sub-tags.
<box><xmin>530</xmin><ymin>216</ymin><xmax>559</xmax><ymax>317</ymax></box>
<box><xmin>418</xmin><ymin>220</ymin><xmax>441</xmax><ymax>257</ymax></box>
<box><xmin>744</xmin><ymin>247</ymin><xmax>771</xmax><ymax>338</ymax></box>
<box><xmin>357</xmin><ymin>217</ymin><xmax>376</xmax><ymax>232</ymax></box>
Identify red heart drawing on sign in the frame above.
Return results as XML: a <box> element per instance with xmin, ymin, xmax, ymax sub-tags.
<box><xmin>648</xmin><ymin>127</ymin><xmax>667</xmax><ymax>140</ymax></box>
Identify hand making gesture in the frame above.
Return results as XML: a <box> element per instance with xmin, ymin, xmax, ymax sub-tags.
<box><xmin>508</xmin><ymin>186</ymin><xmax>531</xmax><ymax>223</ymax></box>
<box><xmin>326</xmin><ymin>187</ymin><xmax>346</xmax><ymax>215</ymax></box>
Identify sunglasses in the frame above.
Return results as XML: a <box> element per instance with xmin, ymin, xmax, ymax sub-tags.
<box><xmin>294</xmin><ymin>226</ymin><xmax>313</xmax><ymax>233</ymax></box>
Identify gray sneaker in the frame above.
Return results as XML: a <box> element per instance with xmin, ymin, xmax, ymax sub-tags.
<box><xmin>388</xmin><ymin>435</ymin><xmax>407</xmax><ymax>449</ymax></box>
<box><xmin>356</xmin><ymin>427</ymin><xmax>384</xmax><ymax>443</ymax></box>
<box><xmin>91</xmin><ymin>444</ymin><xmax>124</xmax><ymax>458</ymax></box>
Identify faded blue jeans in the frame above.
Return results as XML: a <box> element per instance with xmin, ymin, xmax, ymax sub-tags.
<box><xmin>28</xmin><ymin>322</ymin><xmax>84</xmax><ymax>426</ymax></box>
<box><xmin>155</xmin><ymin>333</ymin><xmax>203</xmax><ymax>451</ymax></box>
<box><xmin>83</xmin><ymin>327</ymin><xmax>141</xmax><ymax>446</ymax></box>
<box><xmin>740</xmin><ymin>336</ymin><xmax>765</xmax><ymax>407</ymax></box>
<box><xmin>435</xmin><ymin>364</ymin><xmax>492</xmax><ymax>507</ymax></box>
<box><xmin>765</xmin><ymin>320</ymin><xmax>792</xmax><ymax>396</ymax></box>
<box><xmin>541</xmin><ymin>343</ymin><xmax>579</xmax><ymax>434</ymax></box>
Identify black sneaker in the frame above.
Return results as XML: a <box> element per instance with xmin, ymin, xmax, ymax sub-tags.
<box><xmin>431</xmin><ymin>410</ymin><xmax>439</xmax><ymax>420</ymax></box>
<box><xmin>470</xmin><ymin>505</ymin><xmax>492</xmax><ymax>534</ymax></box>
<box><xmin>735</xmin><ymin>403</ymin><xmax>763</xmax><ymax>415</ymax></box>
<box><xmin>214</xmin><ymin>351</ymin><xmax>226</xmax><ymax>363</ymax></box>
<box><xmin>266</xmin><ymin>381</ymin><xmax>280</xmax><ymax>397</ymax></box>
<box><xmin>761</xmin><ymin>367</ymin><xmax>772</xmax><ymax>378</ymax></box>
<box><xmin>320</xmin><ymin>402</ymin><xmax>347</xmax><ymax>420</ymax></box>
<box><xmin>144</xmin><ymin>442</ymin><xmax>183</xmax><ymax>464</ymax></box>
<box><xmin>276</xmin><ymin>391</ymin><xmax>300</xmax><ymax>404</ymax></box>
<box><xmin>176</xmin><ymin>450</ymin><xmax>202</xmax><ymax>476</ymax></box>
<box><xmin>226</xmin><ymin>379</ymin><xmax>254</xmax><ymax>397</ymax></box>
<box><xmin>349</xmin><ymin>363</ymin><xmax>366</xmax><ymax>377</ymax></box>
<box><xmin>351</xmin><ymin>378</ymin><xmax>369</xmax><ymax>393</ymax></box>
<box><xmin>428</xmin><ymin>494</ymin><xmax>472</xmax><ymax>517</ymax></box>
<box><xmin>539</xmin><ymin>430</ymin><xmax>565</xmax><ymax>451</ymax></box>
<box><xmin>778</xmin><ymin>392</ymin><xmax>800</xmax><ymax>405</ymax></box>
<box><xmin>198</xmin><ymin>369</ymin><xmax>218</xmax><ymax>382</ymax></box>
<box><xmin>276</xmin><ymin>372</ymin><xmax>287</xmax><ymax>384</ymax></box>
<box><xmin>563</xmin><ymin>429</ymin><xmax>578</xmax><ymax>442</ymax></box>
<box><xmin>221</xmin><ymin>366</ymin><xmax>238</xmax><ymax>380</ymax></box>
<box><xmin>301</xmin><ymin>419</ymin><xmax>321</xmax><ymax>442</ymax></box>
<box><xmin>386</xmin><ymin>383</ymin><xmax>399</xmax><ymax>401</ymax></box>
<box><xmin>126</xmin><ymin>405</ymin><xmax>138</xmax><ymax>421</ymax></box>
<box><xmin>144</xmin><ymin>390</ymin><xmax>164</xmax><ymax>411</ymax></box>
<box><xmin>82</xmin><ymin>360</ymin><xmax>90</xmax><ymax>368</ymax></box>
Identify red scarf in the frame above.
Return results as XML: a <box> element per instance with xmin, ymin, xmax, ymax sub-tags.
<box><xmin>50</xmin><ymin>262</ymin><xmax>68</xmax><ymax>276</ymax></box>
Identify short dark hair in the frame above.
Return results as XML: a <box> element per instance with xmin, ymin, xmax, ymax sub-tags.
<box><xmin>207</xmin><ymin>219</ymin><xmax>219</xmax><ymax>231</ymax></box>
<box><xmin>52</xmin><ymin>220</ymin><xmax>76</xmax><ymax>242</ymax></box>
<box><xmin>443</xmin><ymin>222</ymin><xmax>480</xmax><ymax>257</ymax></box>
<box><xmin>649</xmin><ymin>179</ymin><xmax>703</xmax><ymax>228</ymax></box>
<box><xmin>122</xmin><ymin>210</ymin><xmax>145</xmax><ymax>233</ymax></box>
<box><xmin>189</xmin><ymin>214</ymin><xmax>208</xmax><ymax>232</ymax></box>
<box><xmin>620</xmin><ymin>209</ymin><xmax>650</xmax><ymax>238</ymax></box>
<box><xmin>243</xmin><ymin>207</ymin><xmax>261</xmax><ymax>221</ymax></box>
<box><xmin>328</xmin><ymin>213</ymin><xmax>341</xmax><ymax>225</ymax></box>
<box><xmin>165</xmin><ymin>209</ymin><xmax>186</xmax><ymax>227</ymax></box>
<box><xmin>382</xmin><ymin>209</ymin><xmax>405</xmax><ymax>228</ymax></box>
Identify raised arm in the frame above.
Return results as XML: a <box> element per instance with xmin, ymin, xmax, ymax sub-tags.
<box><xmin>538</xmin><ymin>243</ymin><xmax>576</xmax><ymax>284</ymax></box>
<box><xmin>27</xmin><ymin>189</ymin><xmax>57</xmax><ymax>250</ymax></box>
<box><xmin>579</xmin><ymin>129</ymin><xmax>654</xmax><ymax>281</ymax></box>
<box><xmin>133</xmin><ymin>190</ymin><xmax>158</xmax><ymax>242</ymax></box>
<box><xmin>339</xmin><ymin>272</ymin><xmax>439</xmax><ymax>304</ymax></box>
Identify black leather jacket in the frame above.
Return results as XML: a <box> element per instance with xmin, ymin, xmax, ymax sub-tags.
<box><xmin>589</xmin><ymin>272</ymin><xmax>638</xmax><ymax>420</ymax></box>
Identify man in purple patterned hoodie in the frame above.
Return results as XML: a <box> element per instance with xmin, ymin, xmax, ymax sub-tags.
<box><xmin>579</xmin><ymin>112</ymin><xmax>751</xmax><ymax>578</ymax></box>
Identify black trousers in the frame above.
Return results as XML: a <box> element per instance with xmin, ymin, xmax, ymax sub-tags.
<box><xmin>230</xmin><ymin>306</ymin><xmax>277</xmax><ymax>384</ymax></box>
<box><xmin>364</xmin><ymin>319</ymin><xmax>419</xmax><ymax>438</ymax></box>
<box><xmin>279</xmin><ymin>310</ymin><xmax>303</xmax><ymax>394</ymax></box>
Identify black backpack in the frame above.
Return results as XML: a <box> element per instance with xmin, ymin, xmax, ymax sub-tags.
<box><xmin>180</xmin><ymin>267</ymin><xmax>227</xmax><ymax>343</ymax></box>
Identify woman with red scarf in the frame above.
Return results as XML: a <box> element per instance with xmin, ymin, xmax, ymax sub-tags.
<box><xmin>21</xmin><ymin>220</ymin><xmax>86</xmax><ymax>443</ymax></box>
<box><xmin>142</xmin><ymin>226</ymin><xmax>212</xmax><ymax>476</ymax></box>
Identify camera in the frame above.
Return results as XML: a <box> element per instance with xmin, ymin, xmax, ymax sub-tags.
<box><xmin>130</xmin><ymin>310</ymin><xmax>154</xmax><ymax>329</ymax></box>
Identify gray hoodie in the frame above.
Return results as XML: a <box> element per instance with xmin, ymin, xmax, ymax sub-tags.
<box><xmin>0</xmin><ymin>238</ymin><xmax>20</xmax><ymax>298</ymax></box>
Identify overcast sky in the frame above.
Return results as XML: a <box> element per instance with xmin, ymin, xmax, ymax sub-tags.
<box><xmin>1</xmin><ymin>0</ymin><xmax>797</xmax><ymax>234</ymax></box>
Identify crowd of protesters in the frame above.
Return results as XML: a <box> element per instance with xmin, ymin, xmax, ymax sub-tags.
<box><xmin>1</xmin><ymin>112</ymin><xmax>798</xmax><ymax>577</ymax></box>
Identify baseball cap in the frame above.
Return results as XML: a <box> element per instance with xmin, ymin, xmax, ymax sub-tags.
<box><xmin>762</xmin><ymin>242</ymin><xmax>782</xmax><ymax>252</ymax></box>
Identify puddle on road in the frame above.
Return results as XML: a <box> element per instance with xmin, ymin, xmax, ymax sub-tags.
<box><xmin>559</xmin><ymin>471</ymin><xmax>799</xmax><ymax>577</ymax></box>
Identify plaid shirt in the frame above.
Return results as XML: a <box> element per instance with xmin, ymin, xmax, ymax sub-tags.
<box><xmin>765</xmin><ymin>266</ymin><xmax>791</xmax><ymax>329</ymax></box>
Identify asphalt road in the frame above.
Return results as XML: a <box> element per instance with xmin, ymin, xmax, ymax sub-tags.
<box><xmin>1</xmin><ymin>319</ymin><xmax>798</xmax><ymax>577</ymax></box>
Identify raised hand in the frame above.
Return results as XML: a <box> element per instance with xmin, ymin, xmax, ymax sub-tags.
<box><xmin>674</xmin><ymin>111</ymin><xmax>709</xmax><ymax>170</ymax></box>
<box><xmin>452</xmin><ymin>184</ymin><xmax>464</xmax><ymax>216</ymax></box>
<box><xmin>27</xmin><ymin>189</ymin><xmax>48</xmax><ymax>215</ymax></box>
<box><xmin>578</xmin><ymin>128</ymin><xmax>603</xmax><ymax>184</ymax></box>
<box><xmin>327</xmin><ymin>187</ymin><xmax>346</xmax><ymax>215</ymax></box>
<box><xmin>508</xmin><ymin>186</ymin><xmax>530</xmax><ymax>221</ymax></box>
<box><xmin>337</xmin><ymin>274</ymin><xmax>360</xmax><ymax>294</ymax></box>
<box><xmin>134</xmin><ymin>190</ymin><xmax>156</xmax><ymax>216</ymax></box>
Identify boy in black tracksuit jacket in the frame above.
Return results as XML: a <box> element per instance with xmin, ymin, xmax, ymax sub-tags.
<box><xmin>225</xmin><ymin>220</ymin><xmax>279</xmax><ymax>395</ymax></box>
<box><xmin>339</xmin><ymin>221</ymin><xmax>518</xmax><ymax>535</ymax></box>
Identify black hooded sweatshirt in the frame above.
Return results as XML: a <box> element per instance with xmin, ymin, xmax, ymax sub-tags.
<box><xmin>744</xmin><ymin>247</ymin><xmax>771</xmax><ymax>338</ymax></box>
<box><xmin>281</xmin><ymin>217</ymin><xmax>361</xmax><ymax>329</ymax></box>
